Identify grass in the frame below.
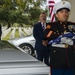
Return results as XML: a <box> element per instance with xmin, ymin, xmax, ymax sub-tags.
<box><xmin>15</xmin><ymin>29</ymin><xmax>20</xmax><ymax>38</ymax></box>
<box><xmin>2</xmin><ymin>29</ymin><xmax>20</xmax><ymax>40</ymax></box>
<box><xmin>2</xmin><ymin>30</ymin><xmax>12</xmax><ymax>40</ymax></box>
<box><xmin>22</xmin><ymin>29</ymin><xmax>28</xmax><ymax>36</ymax></box>
<box><xmin>2</xmin><ymin>27</ymin><xmax>31</xmax><ymax>40</ymax></box>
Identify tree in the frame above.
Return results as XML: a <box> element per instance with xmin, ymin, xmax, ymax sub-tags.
<box><xmin>0</xmin><ymin>0</ymin><xmax>46</xmax><ymax>27</ymax></box>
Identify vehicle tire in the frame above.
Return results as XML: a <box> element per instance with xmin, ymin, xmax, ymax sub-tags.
<box><xmin>19</xmin><ymin>43</ymin><xmax>35</xmax><ymax>56</ymax></box>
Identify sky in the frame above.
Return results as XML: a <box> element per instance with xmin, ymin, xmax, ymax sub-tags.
<box><xmin>54</xmin><ymin>0</ymin><xmax>61</xmax><ymax>3</ymax></box>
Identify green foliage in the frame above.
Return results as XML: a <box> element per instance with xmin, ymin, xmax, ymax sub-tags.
<box><xmin>0</xmin><ymin>0</ymin><xmax>5</xmax><ymax>5</ymax></box>
<box><xmin>0</xmin><ymin>0</ymin><xmax>46</xmax><ymax>27</ymax></box>
<box><xmin>2</xmin><ymin>29</ymin><xmax>12</xmax><ymax>40</ymax></box>
<box><xmin>29</xmin><ymin>7</ymin><xmax>42</xmax><ymax>23</ymax></box>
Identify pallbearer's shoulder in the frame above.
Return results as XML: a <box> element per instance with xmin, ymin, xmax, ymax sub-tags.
<box><xmin>46</xmin><ymin>22</ymin><xmax>57</xmax><ymax>29</ymax></box>
<box><xmin>46</xmin><ymin>22</ymin><xmax>57</xmax><ymax>26</ymax></box>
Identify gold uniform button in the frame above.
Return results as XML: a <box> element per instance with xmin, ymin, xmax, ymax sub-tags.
<box><xmin>57</xmin><ymin>30</ymin><xmax>58</xmax><ymax>32</ymax></box>
<box><xmin>64</xmin><ymin>30</ymin><xmax>67</xmax><ymax>32</ymax></box>
<box><xmin>63</xmin><ymin>25</ymin><xmax>66</xmax><ymax>26</ymax></box>
<box><xmin>60</xmin><ymin>22</ymin><xmax>62</xmax><ymax>24</ymax></box>
<box><xmin>54</xmin><ymin>32</ymin><xmax>56</xmax><ymax>34</ymax></box>
<box><xmin>54</xmin><ymin>50</ymin><xmax>56</xmax><ymax>52</ymax></box>
<box><xmin>64</xmin><ymin>27</ymin><xmax>66</xmax><ymax>29</ymax></box>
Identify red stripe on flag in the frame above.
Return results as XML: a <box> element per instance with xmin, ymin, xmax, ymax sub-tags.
<box><xmin>49</xmin><ymin>1</ymin><xmax>55</xmax><ymax>4</ymax></box>
<box><xmin>48</xmin><ymin>0</ymin><xmax>55</xmax><ymax>22</ymax></box>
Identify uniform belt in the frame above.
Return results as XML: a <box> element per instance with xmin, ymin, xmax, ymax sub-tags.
<box><xmin>52</xmin><ymin>44</ymin><xmax>69</xmax><ymax>48</ymax></box>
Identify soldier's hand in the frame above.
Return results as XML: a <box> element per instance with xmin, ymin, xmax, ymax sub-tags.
<box><xmin>42</xmin><ymin>40</ymin><xmax>48</xmax><ymax>46</ymax></box>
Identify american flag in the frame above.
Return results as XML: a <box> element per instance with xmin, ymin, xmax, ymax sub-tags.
<box><xmin>47</xmin><ymin>0</ymin><xmax>55</xmax><ymax>22</ymax></box>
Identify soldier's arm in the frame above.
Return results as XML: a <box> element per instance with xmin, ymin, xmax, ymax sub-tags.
<box><xmin>44</xmin><ymin>24</ymin><xmax>59</xmax><ymax>41</ymax></box>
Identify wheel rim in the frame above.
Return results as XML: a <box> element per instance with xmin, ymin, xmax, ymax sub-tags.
<box><xmin>21</xmin><ymin>46</ymin><xmax>32</xmax><ymax>54</ymax></box>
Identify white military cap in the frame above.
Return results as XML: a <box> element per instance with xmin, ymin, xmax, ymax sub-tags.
<box><xmin>53</xmin><ymin>1</ymin><xmax>71</xmax><ymax>13</ymax></box>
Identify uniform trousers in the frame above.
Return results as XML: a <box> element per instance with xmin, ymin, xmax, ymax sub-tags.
<box><xmin>51</xmin><ymin>68</ymin><xmax>74</xmax><ymax>75</ymax></box>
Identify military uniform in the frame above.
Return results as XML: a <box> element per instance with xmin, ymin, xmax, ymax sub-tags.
<box><xmin>45</xmin><ymin>1</ymin><xmax>75</xmax><ymax>75</ymax></box>
<box><xmin>44</xmin><ymin>21</ymin><xmax>75</xmax><ymax>69</ymax></box>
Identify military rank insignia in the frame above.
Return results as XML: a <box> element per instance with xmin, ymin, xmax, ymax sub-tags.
<box><xmin>46</xmin><ymin>25</ymin><xmax>51</xmax><ymax>29</ymax></box>
<box><xmin>46</xmin><ymin>31</ymin><xmax>53</xmax><ymax>38</ymax></box>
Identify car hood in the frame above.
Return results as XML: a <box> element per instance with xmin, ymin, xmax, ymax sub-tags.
<box><xmin>8</xmin><ymin>35</ymin><xmax>35</xmax><ymax>46</ymax></box>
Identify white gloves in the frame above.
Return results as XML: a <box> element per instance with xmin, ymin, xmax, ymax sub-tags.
<box><xmin>61</xmin><ymin>37</ymin><xmax>73</xmax><ymax>45</ymax></box>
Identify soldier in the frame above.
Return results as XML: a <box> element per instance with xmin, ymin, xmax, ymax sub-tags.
<box><xmin>44</xmin><ymin>1</ymin><xmax>75</xmax><ymax>75</ymax></box>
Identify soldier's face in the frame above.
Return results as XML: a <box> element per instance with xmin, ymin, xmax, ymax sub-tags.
<box><xmin>56</xmin><ymin>9</ymin><xmax>69</xmax><ymax>22</ymax></box>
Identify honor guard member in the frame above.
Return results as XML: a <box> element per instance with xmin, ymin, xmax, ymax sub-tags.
<box><xmin>44</xmin><ymin>1</ymin><xmax>75</xmax><ymax>75</ymax></box>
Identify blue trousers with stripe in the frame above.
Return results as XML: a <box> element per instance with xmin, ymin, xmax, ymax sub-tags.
<box><xmin>51</xmin><ymin>68</ymin><xmax>74</xmax><ymax>75</ymax></box>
